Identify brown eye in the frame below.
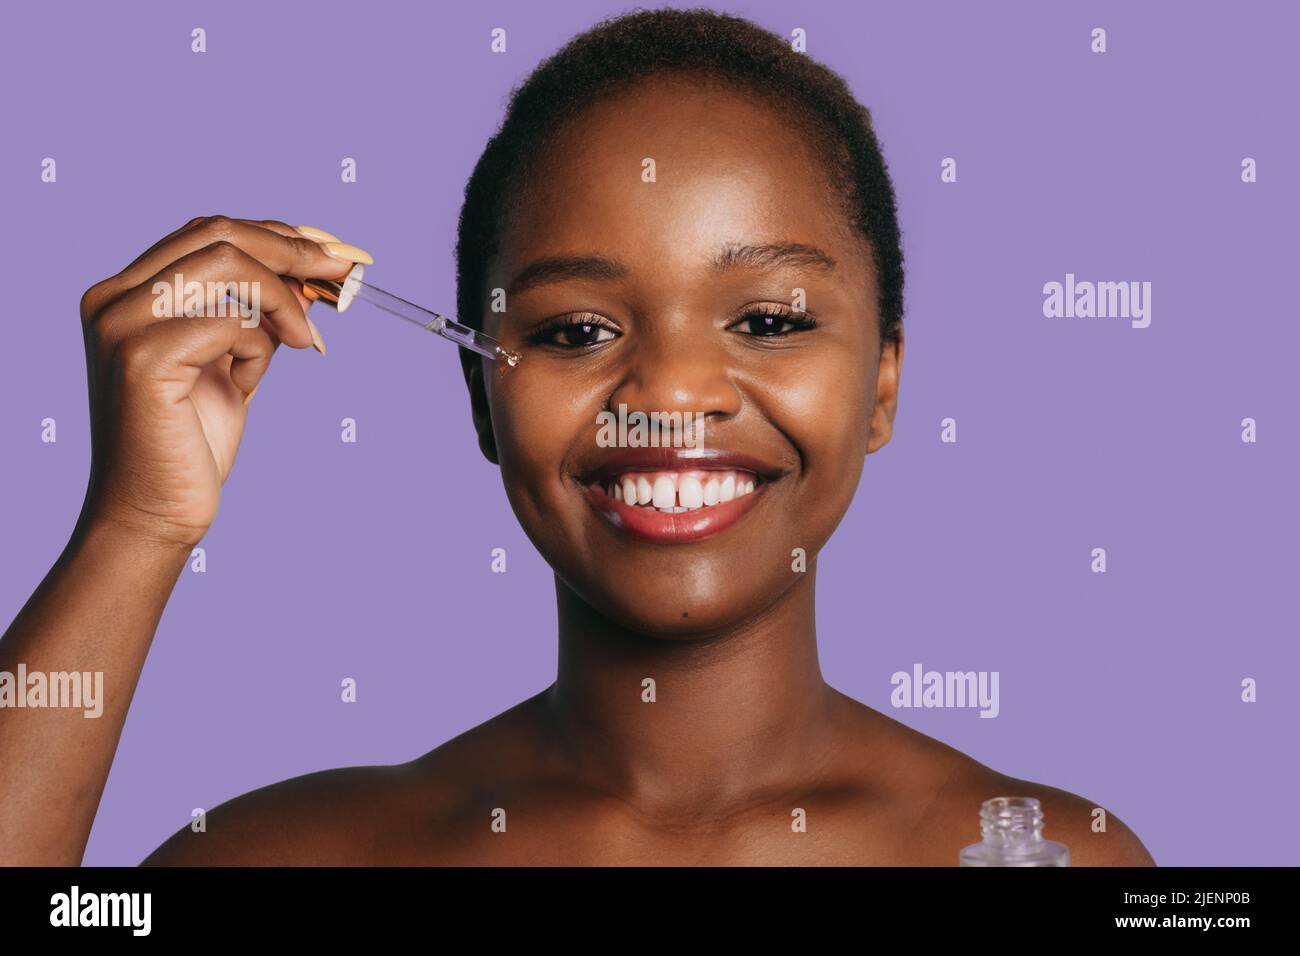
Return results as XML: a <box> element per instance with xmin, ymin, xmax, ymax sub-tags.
<box><xmin>528</xmin><ymin>315</ymin><xmax>619</xmax><ymax>349</ymax></box>
<box><xmin>731</xmin><ymin>308</ymin><xmax>817</xmax><ymax>337</ymax></box>
<box><xmin>557</xmin><ymin>322</ymin><xmax>615</xmax><ymax>346</ymax></box>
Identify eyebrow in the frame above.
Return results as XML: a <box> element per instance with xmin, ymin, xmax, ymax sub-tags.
<box><xmin>505</xmin><ymin>242</ymin><xmax>836</xmax><ymax>298</ymax></box>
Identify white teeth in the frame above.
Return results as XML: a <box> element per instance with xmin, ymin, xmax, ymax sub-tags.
<box><xmin>703</xmin><ymin>478</ymin><xmax>719</xmax><ymax>505</ymax></box>
<box><xmin>651</xmin><ymin>475</ymin><xmax>676</xmax><ymax>509</ymax></box>
<box><xmin>602</xmin><ymin>469</ymin><xmax>760</xmax><ymax>512</ymax></box>
<box><xmin>678</xmin><ymin>476</ymin><xmax>704</xmax><ymax>509</ymax></box>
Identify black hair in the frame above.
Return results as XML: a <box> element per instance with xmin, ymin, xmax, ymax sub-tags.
<box><xmin>454</xmin><ymin>6</ymin><xmax>904</xmax><ymax>350</ymax></box>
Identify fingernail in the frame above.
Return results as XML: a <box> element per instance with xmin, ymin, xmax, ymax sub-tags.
<box><xmin>295</xmin><ymin>225</ymin><xmax>343</xmax><ymax>243</ymax></box>
<box><xmin>321</xmin><ymin>242</ymin><xmax>374</xmax><ymax>265</ymax></box>
<box><xmin>242</xmin><ymin>385</ymin><xmax>259</xmax><ymax>408</ymax></box>
<box><xmin>306</xmin><ymin>316</ymin><xmax>327</xmax><ymax>355</ymax></box>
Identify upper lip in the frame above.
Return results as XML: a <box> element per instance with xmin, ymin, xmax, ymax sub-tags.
<box><xmin>577</xmin><ymin>446</ymin><xmax>786</xmax><ymax>485</ymax></box>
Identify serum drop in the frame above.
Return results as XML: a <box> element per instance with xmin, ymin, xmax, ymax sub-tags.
<box><xmin>959</xmin><ymin>796</ymin><xmax>1070</xmax><ymax>867</ymax></box>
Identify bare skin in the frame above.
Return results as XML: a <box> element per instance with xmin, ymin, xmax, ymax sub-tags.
<box><xmin>2</xmin><ymin>77</ymin><xmax>1155</xmax><ymax>867</ymax></box>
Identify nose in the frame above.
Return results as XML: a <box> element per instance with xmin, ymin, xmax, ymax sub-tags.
<box><xmin>606</xmin><ymin>322</ymin><xmax>742</xmax><ymax>426</ymax></box>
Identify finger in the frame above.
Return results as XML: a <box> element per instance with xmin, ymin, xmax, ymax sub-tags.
<box><xmin>83</xmin><ymin>216</ymin><xmax>220</xmax><ymax>319</ymax></box>
<box><xmin>114</xmin><ymin>314</ymin><xmax>277</xmax><ymax>399</ymax></box>
<box><xmin>283</xmin><ymin>275</ymin><xmax>313</xmax><ymax>317</ymax></box>
<box><xmin>127</xmin><ymin>215</ymin><xmax>212</xmax><ymax>266</ymax></box>
<box><xmin>227</xmin><ymin>329</ymin><xmax>277</xmax><ymax>397</ymax></box>
<box><xmin>232</xmin><ymin>280</ymin><xmax>289</xmax><ymax>397</ymax></box>
<box><xmin>95</xmin><ymin>241</ymin><xmax>319</xmax><ymax>351</ymax></box>
<box><xmin>248</xmin><ymin>221</ymin><xmax>332</xmax><ymax>315</ymax></box>
<box><xmin>107</xmin><ymin>215</ymin><xmax>366</xmax><ymax>296</ymax></box>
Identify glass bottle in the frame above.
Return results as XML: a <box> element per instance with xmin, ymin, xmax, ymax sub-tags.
<box><xmin>959</xmin><ymin>796</ymin><xmax>1070</xmax><ymax>866</ymax></box>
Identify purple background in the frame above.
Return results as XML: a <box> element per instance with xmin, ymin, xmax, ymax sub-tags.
<box><xmin>2</xmin><ymin>0</ymin><xmax>1296</xmax><ymax>866</ymax></box>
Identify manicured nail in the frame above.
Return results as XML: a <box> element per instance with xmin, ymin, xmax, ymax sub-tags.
<box><xmin>241</xmin><ymin>385</ymin><xmax>259</xmax><ymax>408</ymax></box>
<box><xmin>321</xmin><ymin>242</ymin><xmax>374</xmax><ymax>265</ymax></box>
<box><xmin>306</xmin><ymin>316</ymin><xmax>327</xmax><ymax>355</ymax></box>
<box><xmin>295</xmin><ymin>225</ymin><xmax>343</xmax><ymax>243</ymax></box>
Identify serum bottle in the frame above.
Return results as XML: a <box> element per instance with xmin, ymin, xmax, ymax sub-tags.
<box><xmin>959</xmin><ymin>796</ymin><xmax>1070</xmax><ymax>867</ymax></box>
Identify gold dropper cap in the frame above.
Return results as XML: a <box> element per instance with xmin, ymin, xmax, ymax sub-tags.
<box><xmin>302</xmin><ymin>263</ymin><xmax>365</xmax><ymax>312</ymax></box>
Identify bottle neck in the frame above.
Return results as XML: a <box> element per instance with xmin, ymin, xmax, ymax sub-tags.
<box><xmin>979</xmin><ymin>797</ymin><xmax>1046</xmax><ymax>848</ymax></box>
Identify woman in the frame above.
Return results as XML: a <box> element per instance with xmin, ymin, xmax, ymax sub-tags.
<box><xmin>0</xmin><ymin>8</ymin><xmax>1154</xmax><ymax>866</ymax></box>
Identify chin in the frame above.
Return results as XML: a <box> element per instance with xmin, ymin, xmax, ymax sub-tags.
<box><xmin>566</xmin><ymin>571</ymin><xmax>791</xmax><ymax>640</ymax></box>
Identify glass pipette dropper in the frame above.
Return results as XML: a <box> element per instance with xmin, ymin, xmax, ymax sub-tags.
<box><xmin>302</xmin><ymin>267</ymin><xmax>520</xmax><ymax>366</ymax></box>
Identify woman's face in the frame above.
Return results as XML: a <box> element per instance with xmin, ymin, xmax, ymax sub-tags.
<box><xmin>470</xmin><ymin>76</ymin><xmax>902</xmax><ymax>636</ymax></box>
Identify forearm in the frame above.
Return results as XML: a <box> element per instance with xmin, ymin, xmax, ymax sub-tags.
<box><xmin>0</xmin><ymin>516</ymin><xmax>191</xmax><ymax>864</ymax></box>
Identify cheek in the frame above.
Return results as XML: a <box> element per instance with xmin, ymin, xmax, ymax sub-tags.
<box><xmin>489</xmin><ymin>371</ymin><xmax>561</xmax><ymax>485</ymax></box>
<box><xmin>486</xmin><ymin>365</ymin><xmax>601</xmax><ymax>520</ymax></box>
<box><xmin>750</xmin><ymin>345</ymin><xmax>875</xmax><ymax>475</ymax></box>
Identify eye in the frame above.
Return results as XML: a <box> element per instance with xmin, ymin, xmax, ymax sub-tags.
<box><xmin>527</xmin><ymin>314</ymin><xmax>620</xmax><ymax>349</ymax></box>
<box><xmin>729</xmin><ymin>304</ymin><xmax>817</xmax><ymax>337</ymax></box>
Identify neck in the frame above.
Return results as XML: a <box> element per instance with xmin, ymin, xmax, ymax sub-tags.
<box><xmin>542</xmin><ymin>569</ymin><xmax>843</xmax><ymax>820</ymax></box>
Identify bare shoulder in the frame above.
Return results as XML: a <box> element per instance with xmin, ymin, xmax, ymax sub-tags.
<box><xmin>139</xmin><ymin>761</ymin><xmax>458</xmax><ymax>866</ymax></box>
<box><xmin>925</xmin><ymin>748</ymin><xmax>1157</xmax><ymax>866</ymax></box>
<box><xmin>833</xmin><ymin>693</ymin><xmax>1156</xmax><ymax>866</ymax></box>
<box><xmin>985</xmin><ymin>774</ymin><xmax>1157</xmax><ymax>867</ymax></box>
<box><xmin>142</xmin><ymin>691</ymin><xmax>549</xmax><ymax>866</ymax></box>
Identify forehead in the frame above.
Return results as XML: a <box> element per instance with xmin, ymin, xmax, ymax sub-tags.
<box><xmin>496</xmin><ymin>75</ymin><xmax>870</xmax><ymax>285</ymax></box>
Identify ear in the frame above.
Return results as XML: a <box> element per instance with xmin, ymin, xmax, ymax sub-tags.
<box><xmin>460</xmin><ymin>347</ymin><xmax>499</xmax><ymax>465</ymax></box>
<box><xmin>867</xmin><ymin>328</ymin><xmax>904</xmax><ymax>455</ymax></box>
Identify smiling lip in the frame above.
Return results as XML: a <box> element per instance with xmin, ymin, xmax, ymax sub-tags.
<box><xmin>578</xmin><ymin>448</ymin><xmax>778</xmax><ymax>545</ymax></box>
